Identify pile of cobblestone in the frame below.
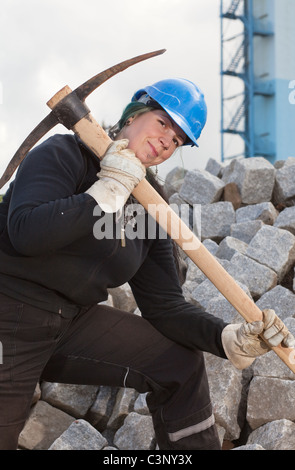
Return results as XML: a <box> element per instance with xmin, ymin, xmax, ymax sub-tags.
<box><xmin>18</xmin><ymin>156</ymin><xmax>295</xmax><ymax>451</ymax></box>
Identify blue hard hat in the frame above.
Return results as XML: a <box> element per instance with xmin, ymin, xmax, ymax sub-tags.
<box><xmin>132</xmin><ymin>78</ymin><xmax>207</xmax><ymax>147</ymax></box>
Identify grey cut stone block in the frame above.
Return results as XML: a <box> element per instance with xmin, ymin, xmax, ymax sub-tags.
<box><xmin>274</xmin><ymin>206</ymin><xmax>295</xmax><ymax>235</ymax></box>
<box><xmin>236</xmin><ymin>202</ymin><xmax>278</xmax><ymax>225</ymax></box>
<box><xmin>108</xmin><ymin>283</ymin><xmax>137</xmax><ymax>313</ymax></box>
<box><xmin>168</xmin><ymin>192</ymin><xmax>186</xmax><ymax>207</ymax></box>
<box><xmin>247</xmin><ymin>378</ymin><xmax>295</xmax><ymax>431</ymax></box>
<box><xmin>232</xmin><ymin>444</ymin><xmax>265</xmax><ymax>450</ymax></box>
<box><xmin>204</xmin><ymin>353</ymin><xmax>243</xmax><ymax>441</ymax></box>
<box><xmin>190</xmin><ymin>259</ymin><xmax>231</xmax><ymax>310</ymax></box>
<box><xmin>222</xmin><ymin>157</ymin><xmax>275</xmax><ymax>204</ymax></box>
<box><xmin>190</xmin><ymin>257</ymin><xmax>252</xmax><ymax>324</ymax></box>
<box><xmin>184</xmin><ymin>256</ymin><xmax>207</xmax><ymax>284</ymax></box>
<box><xmin>191</xmin><ymin>278</ymin><xmax>223</xmax><ymax>310</ymax></box>
<box><xmin>223</xmin><ymin>182</ymin><xmax>242</xmax><ymax>210</ymax></box>
<box><xmin>164</xmin><ymin>166</ymin><xmax>187</xmax><ymax>198</ymax></box>
<box><xmin>256</xmin><ymin>286</ymin><xmax>295</xmax><ymax>321</ymax></box>
<box><xmin>41</xmin><ymin>382</ymin><xmax>98</xmax><ymax>419</ymax></box>
<box><xmin>49</xmin><ymin>419</ymin><xmax>108</xmax><ymax>450</ymax></box>
<box><xmin>107</xmin><ymin>388</ymin><xmax>137</xmax><ymax>430</ymax></box>
<box><xmin>215</xmin><ymin>236</ymin><xmax>248</xmax><ymax>261</ymax></box>
<box><xmin>205</xmin><ymin>281</ymin><xmax>252</xmax><ymax>324</ymax></box>
<box><xmin>216</xmin><ymin>425</ymin><xmax>226</xmax><ymax>447</ymax></box>
<box><xmin>88</xmin><ymin>386</ymin><xmax>116</xmax><ymax>429</ymax></box>
<box><xmin>200</xmin><ymin>202</ymin><xmax>236</xmax><ymax>241</ymax></box>
<box><xmin>274</xmin><ymin>160</ymin><xmax>286</xmax><ymax>169</ymax></box>
<box><xmin>179</xmin><ymin>169</ymin><xmax>225</xmax><ymax>205</ymax></box>
<box><xmin>230</xmin><ymin>220</ymin><xmax>264</xmax><ymax>244</ymax></box>
<box><xmin>113</xmin><ymin>412</ymin><xmax>155</xmax><ymax>450</ymax></box>
<box><xmin>182</xmin><ymin>252</ymin><xmax>211</xmax><ymax>304</ymax></box>
<box><xmin>273</xmin><ymin>157</ymin><xmax>295</xmax><ymax>206</ymax></box>
<box><xmin>247</xmin><ymin>419</ymin><xmax>295</xmax><ymax>450</ymax></box>
<box><xmin>133</xmin><ymin>393</ymin><xmax>149</xmax><ymax>415</ymax></box>
<box><xmin>253</xmin><ymin>318</ymin><xmax>295</xmax><ymax>380</ymax></box>
<box><xmin>246</xmin><ymin>225</ymin><xmax>295</xmax><ymax>282</ymax></box>
<box><xmin>18</xmin><ymin>400</ymin><xmax>75</xmax><ymax>450</ymax></box>
<box><xmin>227</xmin><ymin>252</ymin><xmax>277</xmax><ymax>299</ymax></box>
<box><xmin>202</xmin><ymin>238</ymin><xmax>219</xmax><ymax>255</ymax></box>
<box><xmin>253</xmin><ymin>349</ymin><xmax>295</xmax><ymax>382</ymax></box>
<box><xmin>205</xmin><ymin>157</ymin><xmax>225</xmax><ymax>177</ymax></box>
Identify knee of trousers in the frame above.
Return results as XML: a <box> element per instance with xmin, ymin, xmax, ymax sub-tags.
<box><xmin>156</xmin><ymin>344</ymin><xmax>209</xmax><ymax>397</ymax></box>
<box><xmin>127</xmin><ymin>343</ymin><xmax>211</xmax><ymax>415</ymax></box>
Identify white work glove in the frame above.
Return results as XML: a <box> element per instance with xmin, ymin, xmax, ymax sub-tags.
<box><xmin>86</xmin><ymin>139</ymin><xmax>146</xmax><ymax>213</ymax></box>
<box><xmin>221</xmin><ymin>309</ymin><xmax>295</xmax><ymax>370</ymax></box>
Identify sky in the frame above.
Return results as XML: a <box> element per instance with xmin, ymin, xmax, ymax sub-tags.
<box><xmin>0</xmin><ymin>0</ymin><xmax>222</xmax><ymax>192</ymax></box>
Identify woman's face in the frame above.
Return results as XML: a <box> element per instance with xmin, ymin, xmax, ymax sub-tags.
<box><xmin>119</xmin><ymin>109</ymin><xmax>187</xmax><ymax>167</ymax></box>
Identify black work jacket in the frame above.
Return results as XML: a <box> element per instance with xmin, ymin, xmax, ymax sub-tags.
<box><xmin>0</xmin><ymin>134</ymin><xmax>227</xmax><ymax>357</ymax></box>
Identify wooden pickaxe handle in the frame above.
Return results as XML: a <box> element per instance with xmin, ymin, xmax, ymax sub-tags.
<box><xmin>48</xmin><ymin>87</ymin><xmax>295</xmax><ymax>374</ymax></box>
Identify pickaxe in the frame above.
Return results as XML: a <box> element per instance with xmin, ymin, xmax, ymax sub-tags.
<box><xmin>1</xmin><ymin>50</ymin><xmax>294</xmax><ymax>373</ymax></box>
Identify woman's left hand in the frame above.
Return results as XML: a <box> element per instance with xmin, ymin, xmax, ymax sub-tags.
<box><xmin>221</xmin><ymin>309</ymin><xmax>295</xmax><ymax>370</ymax></box>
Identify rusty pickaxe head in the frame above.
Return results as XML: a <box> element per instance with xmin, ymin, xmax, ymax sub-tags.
<box><xmin>0</xmin><ymin>49</ymin><xmax>166</xmax><ymax>190</ymax></box>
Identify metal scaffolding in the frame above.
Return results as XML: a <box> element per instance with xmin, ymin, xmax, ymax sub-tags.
<box><xmin>220</xmin><ymin>0</ymin><xmax>274</xmax><ymax>161</ymax></box>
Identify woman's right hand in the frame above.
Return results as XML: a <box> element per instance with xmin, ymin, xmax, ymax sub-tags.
<box><xmin>86</xmin><ymin>139</ymin><xmax>146</xmax><ymax>213</ymax></box>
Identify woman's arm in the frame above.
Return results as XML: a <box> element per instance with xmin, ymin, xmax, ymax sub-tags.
<box><xmin>129</xmin><ymin>236</ymin><xmax>228</xmax><ymax>358</ymax></box>
<box><xmin>7</xmin><ymin>134</ymin><xmax>97</xmax><ymax>256</ymax></box>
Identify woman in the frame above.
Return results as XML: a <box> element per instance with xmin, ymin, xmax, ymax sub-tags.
<box><xmin>0</xmin><ymin>78</ymin><xmax>293</xmax><ymax>450</ymax></box>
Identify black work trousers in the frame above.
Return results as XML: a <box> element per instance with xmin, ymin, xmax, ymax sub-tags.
<box><xmin>0</xmin><ymin>293</ymin><xmax>221</xmax><ymax>450</ymax></box>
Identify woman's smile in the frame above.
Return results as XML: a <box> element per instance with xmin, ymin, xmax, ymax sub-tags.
<box><xmin>148</xmin><ymin>141</ymin><xmax>159</xmax><ymax>158</ymax></box>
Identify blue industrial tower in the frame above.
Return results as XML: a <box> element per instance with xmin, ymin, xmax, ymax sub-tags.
<box><xmin>220</xmin><ymin>0</ymin><xmax>295</xmax><ymax>163</ymax></box>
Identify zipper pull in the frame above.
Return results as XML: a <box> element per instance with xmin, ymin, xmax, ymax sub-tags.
<box><xmin>121</xmin><ymin>227</ymin><xmax>126</xmax><ymax>247</ymax></box>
